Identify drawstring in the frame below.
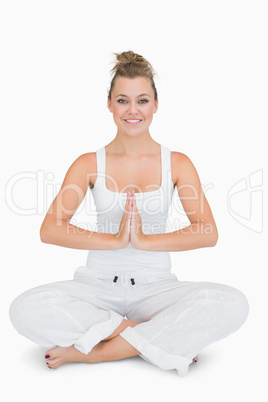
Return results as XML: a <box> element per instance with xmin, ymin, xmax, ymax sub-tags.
<box><xmin>112</xmin><ymin>275</ymin><xmax>119</xmax><ymax>287</ymax></box>
<box><xmin>112</xmin><ymin>275</ymin><xmax>135</xmax><ymax>287</ymax></box>
<box><xmin>130</xmin><ymin>271</ymin><xmax>136</xmax><ymax>287</ymax></box>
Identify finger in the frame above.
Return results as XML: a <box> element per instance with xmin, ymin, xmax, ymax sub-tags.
<box><xmin>125</xmin><ymin>193</ymin><xmax>129</xmax><ymax>206</ymax></box>
<box><xmin>131</xmin><ymin>197</ymin><xmax>137</xmax><ymax>215</ymax></box>
<box><xmin>130</xmin><ymin>207</ymin><xmax>136</xmax><ymax>229</ymax></box>
<box><xmin>125</xmin><ymin>192</ymin><xmax>131</xmax><ymax>211</ymax></box>
<box><xmin>126</xmin><ymin>192</ymin><xmax>132</xmax><ymax>212</ymax></box>
<box><xmin>130</xmin><ymin>215</ymin><xmax>135</xmax><ymax>230</ymax></box>
<box><xmin>128</xmin><ymin>192</ymin><xmax>133</xmax><ymax>213</ymax></box>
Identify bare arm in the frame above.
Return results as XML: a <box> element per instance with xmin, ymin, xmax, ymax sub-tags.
<box><xmin>136</xmin><ymin>152</ymin><xmax>218</xmax><ymax>252</ymax></box>
<box><xmin>40</xmin><ymin>153</ymin><xmax>120</xmax><ymax>250</ymax></box>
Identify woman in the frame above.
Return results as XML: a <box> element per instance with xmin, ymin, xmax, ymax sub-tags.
<box><xmin>9</xmin><ymin>50</ymin><xmax>249</xmax><ymax>376</ymax></box>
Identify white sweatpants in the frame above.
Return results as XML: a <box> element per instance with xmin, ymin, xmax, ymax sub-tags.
<box><xmin>9</xmin><ymin>267</ymin><xmax>249</xmax><ymax>376</ymax></box>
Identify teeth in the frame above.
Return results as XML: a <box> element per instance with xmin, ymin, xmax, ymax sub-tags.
<box><xmin>125</xmin><ymin>119</ymin><xmax>141</xmax><ymax>122</ymax></box>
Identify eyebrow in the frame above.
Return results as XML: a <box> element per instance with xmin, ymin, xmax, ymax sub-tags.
<box><xmin>115</xmin><ymin>93</ymin><xmax>151</xmax><ymax>98</ymax></box>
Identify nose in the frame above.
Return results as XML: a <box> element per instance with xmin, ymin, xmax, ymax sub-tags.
<box><xmin>128</xmin><ymin>101</ymin><xmax>139</xmax><ymax>114</ymax></box>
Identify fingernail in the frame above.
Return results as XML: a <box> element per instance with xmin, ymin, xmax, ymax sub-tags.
<box><xmin>45</xmin><ymin>354</ymin><xmax>50</xmax><ymax>359</ymax></box>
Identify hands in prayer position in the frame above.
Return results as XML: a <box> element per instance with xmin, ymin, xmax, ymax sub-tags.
<box><xmin>115</xmin><ymin>190</ymin><xmax>147</xmax><ymax>250</ymax></box>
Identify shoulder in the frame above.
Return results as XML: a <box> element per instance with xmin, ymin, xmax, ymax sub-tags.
<box><xmin>71</xmin><ymin>152</ymin><xmax>96</xmax><ymax>170</ymax></box>
<box><xmin>75</xmin><ymin>152</ymin><xmax>97</xmax><ymax>176</ymax></box>
<box><xmin>171</xmin><ymin>151</ymin><xmax>198</xmax><ymax>186</ymax></box>
<box><xmin>64</xmin><ymin>152</ymin><xmax>97</xmax><ymax>186</ymax></box>
<box><xmin>171</xmin><ymin>151</ymin><xmax>191</xmax><ymax>165</ymax></box>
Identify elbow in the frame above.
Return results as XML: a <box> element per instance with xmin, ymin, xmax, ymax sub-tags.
<box><xmin>209</xmin><ymin>225</ymin><xmax>219</xmax><ymax>247</ymax></box>
<box><xmin>209</xmin><ymin>235</ymin><xmax>218</xmax><ymax>247</ymax></box>
<box><xmin>40</xmin><ymin>221</ymin><xmax>53</xmax><ymax>244</ymax></box>
<box><xmin>40</xmin><ymin>225</ymin><xmax>49</xmax><ymax>243</ymax></box>
<box><xmin>40</xmin><ymin>217</ymin><xmax>65</xmax><ymax>244</ymax></box>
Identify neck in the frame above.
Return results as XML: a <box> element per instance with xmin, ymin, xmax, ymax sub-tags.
<box><xmin>106</xmin><ymin>133</ymin><xmax>159</xmax><ymax>157</ymax></box>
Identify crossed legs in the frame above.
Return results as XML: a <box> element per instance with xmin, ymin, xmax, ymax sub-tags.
<box><xmin>45</xmin><ymin>319</ymin><xmax>198</xmax><ymax>369</ymax></box>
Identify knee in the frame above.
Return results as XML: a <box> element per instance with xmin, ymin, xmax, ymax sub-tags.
<box><xmin>199</xmin><ymin>282</ymin><xmax>249</xmax><ymax>330</ymax></box>
<box><xmin>230</xmin><ymin>287</ymin><xmax>249</xmax><ymax>328</ymax></box>
<box><xmin>9</xmin><ymin>288</ymin><xmax>43</xmax><ymax>333</ymax></box>
<box><xmin>9</xmin><ymin>292</ymin><xmax>27</xmax><ymax>332</ymax></box>
<box><xmin>212</xmin><ymin>283</ymin><xmax>249</xmax><ymax>330</ymax></box>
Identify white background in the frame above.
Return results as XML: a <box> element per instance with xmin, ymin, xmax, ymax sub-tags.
<box><xmin>1</xmin><ymin>0</ymin><xmax>267</xmax><ymax>401</ymax></box>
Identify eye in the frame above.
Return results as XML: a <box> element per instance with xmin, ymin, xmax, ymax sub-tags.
<box><xmin>117</xmin><ymin>99</ymin><xmax>127</xmax><ymax>103</ymax></box>
<box><xmin>139</xmin><ymin>99</ymin><xmax>149</xmax><ymax>104</ymax></box>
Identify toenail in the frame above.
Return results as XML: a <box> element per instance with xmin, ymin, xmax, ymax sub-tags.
<box><xmin>45</xmin><ymin>354</ymin><xmax>50</xmax><ymax>359</ymax></box>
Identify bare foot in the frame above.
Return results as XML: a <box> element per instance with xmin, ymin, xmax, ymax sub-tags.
<box><xmin>45</xmin><ymin>343</ymin><xmax>102</xmax><ymax>369</ymax></box>
<box><xmin>193</xmin><ymin>355</ymin><xmax>198</xmax><ymax>363</ymax></box>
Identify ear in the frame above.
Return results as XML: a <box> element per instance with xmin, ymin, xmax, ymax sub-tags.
<box><xmin>153</xmin><ymin>99</ymin><xmax>159</xmax><ymax>114</ymax></box>
<box><xmin>107</xmin><ymin>97</ymin><xmax>112</xmax><ymax>113</ymax></box>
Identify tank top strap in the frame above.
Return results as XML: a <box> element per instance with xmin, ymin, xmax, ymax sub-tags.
<box><xmin>160</xmin><ymin>144</ymin><xmax>173</xmax><ymax>192</ymax></box>
<box><xmin>95</xmin><ymin>146</ymin><xmax>106</xmax><ymax>185</ymax></box>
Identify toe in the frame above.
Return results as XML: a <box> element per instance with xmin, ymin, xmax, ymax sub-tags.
<box><xmin>46</xmin><ymin>357</ymin><xmax>62</xmax><ymax>369</ymax></box>
<box><xmin>44</xmin><ymin>350</ymin><xmax>51</xmax><ymax>359</ymax></box>
<box><xmin>46</xmin><ymin>359</ymin><xmax>52</xmax><ymax>369</ymax></box>
<box><xmin>45</xmin><ymin>347</ymin><xmax>60</xmax><ymax>359</ymax></box>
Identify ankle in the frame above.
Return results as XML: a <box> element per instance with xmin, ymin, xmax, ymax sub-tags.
<box><xmin>86</xmin><ymin>342</ymin><xmax>104</xmax><ymax>363</ymax></box>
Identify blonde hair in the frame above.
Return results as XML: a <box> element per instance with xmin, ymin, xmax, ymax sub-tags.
<box><xmin>108</xmin><ymin>50</ymin><xmax>158</xmax><ymax>100</ymax></box>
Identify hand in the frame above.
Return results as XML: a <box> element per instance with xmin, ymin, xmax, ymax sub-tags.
<box><xmin>129</xmin><ymin>191</ymin><xmax>147</xmax><ymax>249</ymax></box>
<box><xmin>114</xmin><ymin>191</ymin><xmax>132</xmax><ymax>249</ymax></box>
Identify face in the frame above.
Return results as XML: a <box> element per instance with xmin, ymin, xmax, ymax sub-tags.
<box><xmin>107</xmin><ymin>76</ymin><xmax>158</xmax><ymax>137</ymax></box>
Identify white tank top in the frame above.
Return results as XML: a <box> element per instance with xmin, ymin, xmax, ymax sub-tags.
<box><xmin>86</xmin><ymin>144</ymin><xmax>175</xmax><ymax>272</ymax></box>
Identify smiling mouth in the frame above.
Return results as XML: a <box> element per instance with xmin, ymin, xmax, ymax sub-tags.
<box><xmin>124</xmin><ymin>119</ymin><xmax>142</xmax><ymax>125</ymax></box>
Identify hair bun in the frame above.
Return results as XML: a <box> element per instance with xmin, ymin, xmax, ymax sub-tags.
<box><xmin>115</xmin><ymin>50</ymin><xmax>145</xmax><ymax>64</ymax></box>
<box><xmin>110</xmin><ymin>50</ymin><xmax>155</xmax><ymax>75</ymax></box>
